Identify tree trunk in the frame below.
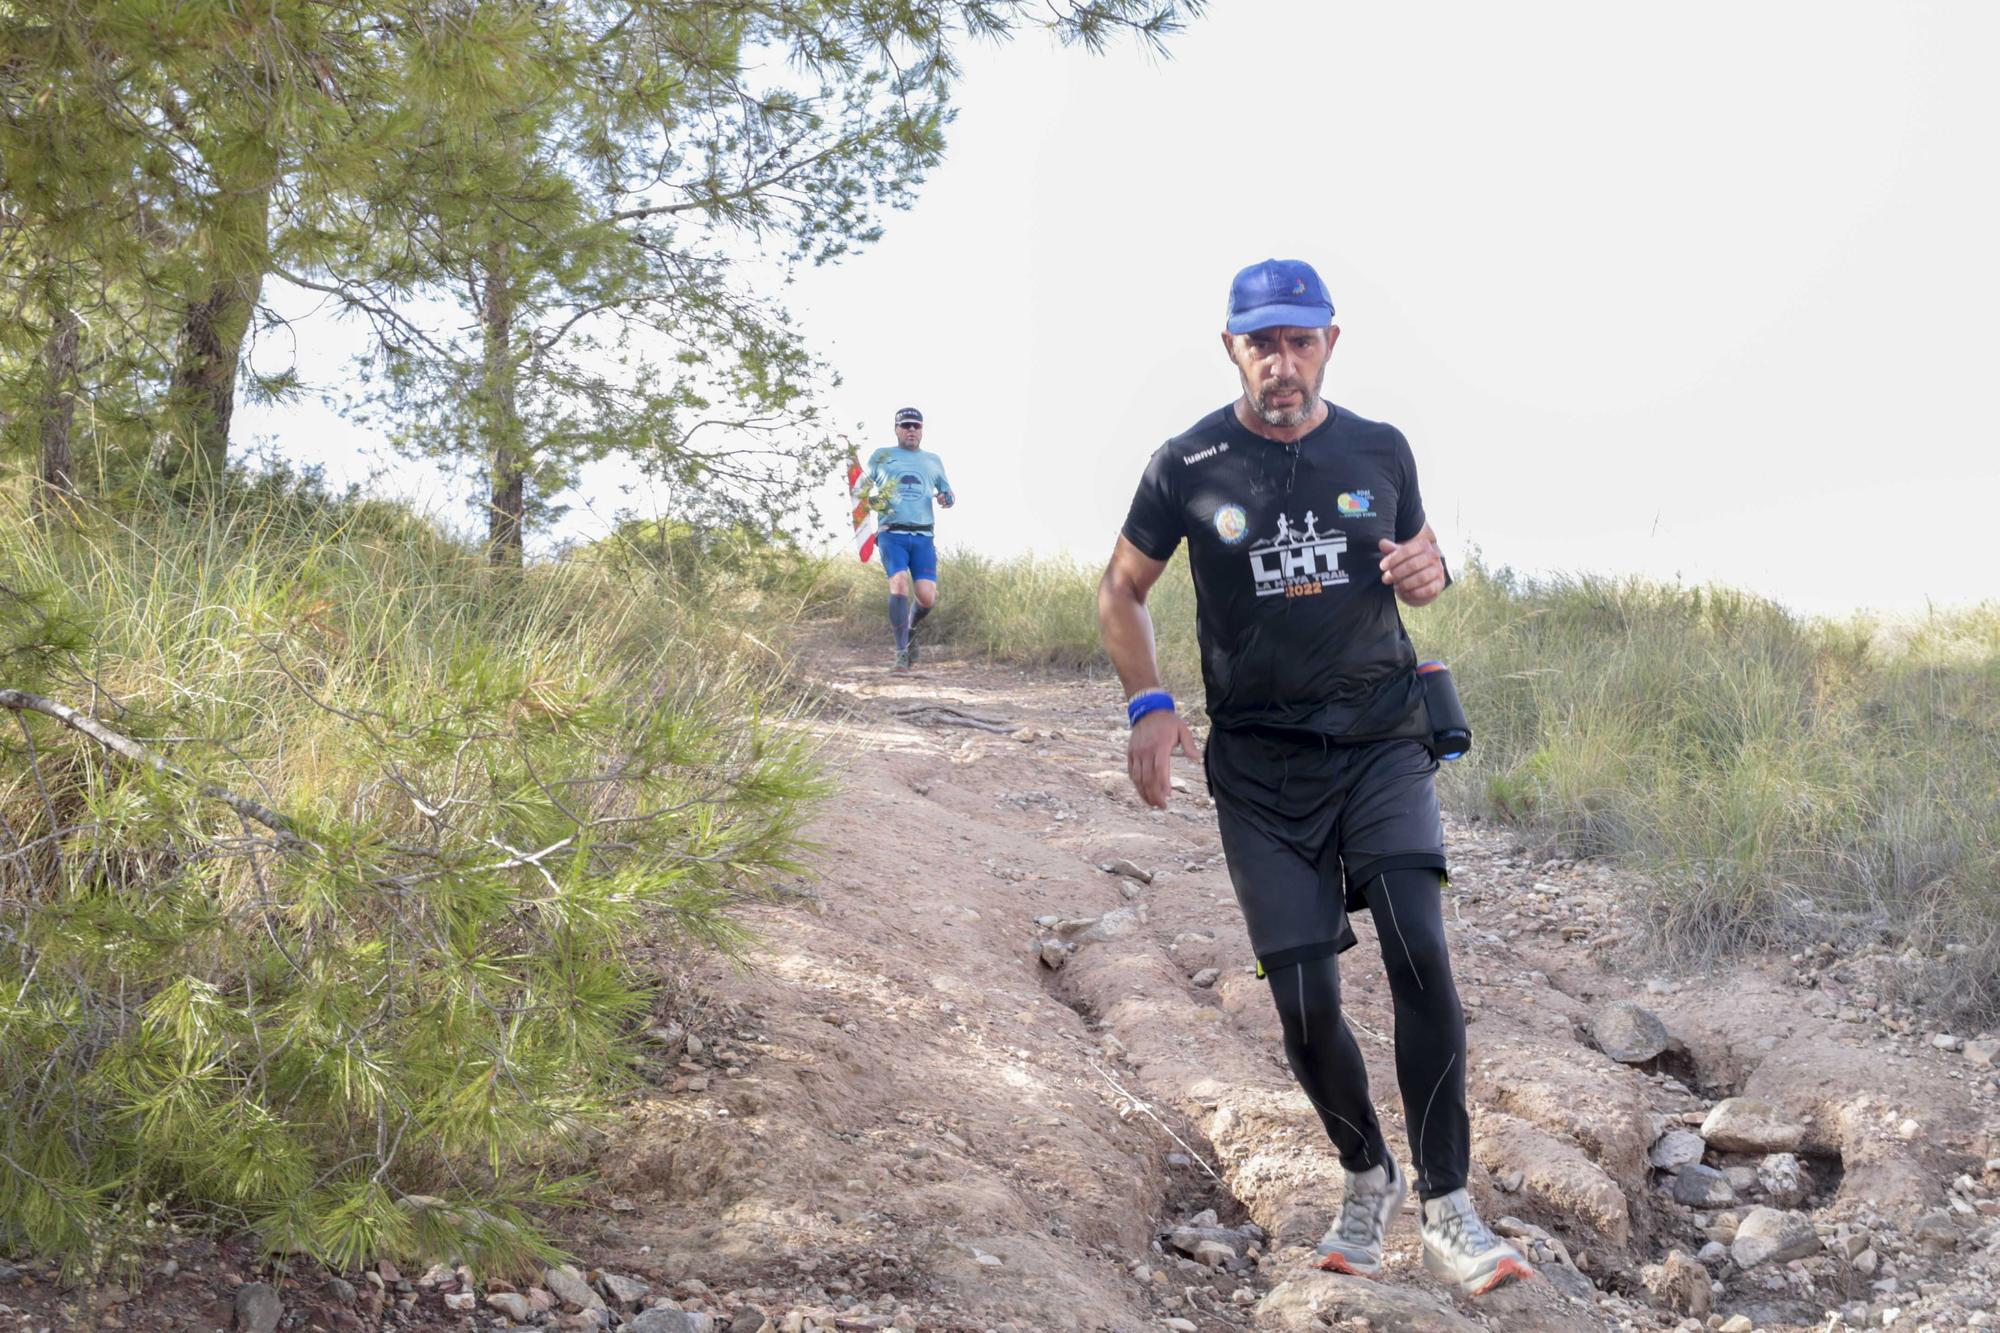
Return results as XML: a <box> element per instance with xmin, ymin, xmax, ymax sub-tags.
<box><xmin>32</xmin><ymin>305</ymin><xmax>82</xmax><ymax>524</ymax></box>
<box><xmin>159</xmin><ymin>134</ymin><xmax>275</xmax><ymax>492</ymax></box>
<box><xmin>482</xmin><ymin>245</ymin><xmax>524</xmax><ymax>567</ymax></box>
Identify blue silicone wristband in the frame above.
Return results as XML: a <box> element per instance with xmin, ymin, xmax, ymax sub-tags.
<box><xmin>1127</xmin><ymin>689</ymin><xmax>1176</xmax><ymax>727</ymax></box>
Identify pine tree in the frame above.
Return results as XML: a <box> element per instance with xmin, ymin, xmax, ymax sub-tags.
<box><xmin>2</xmin><ymin>1</ymin><xmax>405</xmax><ymax>496</ymax></box>
<box><xmin>329</xmin><ymin>0</ymin><xmax>1203</xmax><ymax>564</ymax></box>
<box><xmin>0</xmin><ymin>1</ymin><xmax>175</xmax><ymax>507</ymax></box>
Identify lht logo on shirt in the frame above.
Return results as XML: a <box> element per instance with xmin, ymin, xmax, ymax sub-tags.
<box><xmin>1249</xmin><ymin>510</ymin><xmax>1347</xmax><ymax>598</ymax></box>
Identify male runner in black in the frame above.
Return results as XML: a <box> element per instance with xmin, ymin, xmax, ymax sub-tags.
<box><xmin>1096</xmin><ymin>259</ymin><xmax>1531</xmax><ymax>1297</ymax></box>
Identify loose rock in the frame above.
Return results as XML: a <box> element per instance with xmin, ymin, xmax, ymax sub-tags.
<box><xmin>1164</xmin><ymin>1226</ymin><xmax>1251</xmax><ymax>1260</ymax></box>
<box><xmin>233</xmin><ymin>1283</ymin><xmax>283</xmax><ymax>1333</ymax></box>
<box><xmin>1730</xmin><ymin>1206</ymin><xmax>1820</xmax><ymax>1268</ymax></box>
<box><xmin>1648</xmin><ymin>1128</ymin><xmax>1706</xmax><ymax>1171</ymax></box>
<box><xmin>1540</xmin><ymin>1259</ymin><xmax>1597</xmax><ymax>1302</ymax></box>
<box><xmin>1670</xmin><ymin>1162</ymin><xmax>1735</xmax><ymax>1208</ymax></box>
<box><xmin>1190</xmin><ymin>967</ymin><xmax>1220</xmax><ymax>988</ymax></box>
<box><xmin>1593</xmin><ymin>999</ymin><xmax>1669</xmax><ymax>1063</ymax></box>
<box><xmin>1914</xmin><ymin>1210</ymin><xmax>1962</xmax><ymax>1251</ymax></box>
<box><xmin>1701</xmin><ymin>1097</ymin><xmax>1806</xmax><ymax>1153</ymax></box>
<box><xmin>488</xmin><ymin>1292</ymin><xmax>534</xmax><ymax>1321</ymax></box>
<box><xmin>1050</xmin><ymin>905</ymin><xmax>1145</xmax><ymax>946</ymax></box>
<box><xmin>1757</xmin><ymin>1152</ymin><xmax>1807</xmax><ymax>1207</ymax></box>
<box><xmin>545</xmin><ymin>1265</ymin><xmax>607</xmax><ymax>1313</ymax></box>
<box><xmin>627</xmin><ymin>1309</ymin><xmax>701</xmax><ymax>1333</ymax></box>
<box><xmin>598</xmin><ymin>1272</ymin><xmax>651</xmax><ymax>1310</ymax></box>
<box><xmin>1193</xmin><ymin>1239</ymin><xmax>1237</xmax><ymax>1268</ymax></box>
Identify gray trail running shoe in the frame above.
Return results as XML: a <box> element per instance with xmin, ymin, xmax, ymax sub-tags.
<box><xmin>1419</xmin><ymin>1189</ymin><xmax>1534</xmax><ymax>1296</ymax></box>
<box><xmin>1315</xmin><ymin>1153</ymin><xmax>1407</xmax><ymax>1276</ymax></box>
<box><xmin>891</xmin><ymin>647</ymin><xmax>912</xmax><ymax>674</ymax></box>
<box><xmin>906</xmin><ymin>634</ymin><xmax>919</xmax><ymax>665</ymax></box>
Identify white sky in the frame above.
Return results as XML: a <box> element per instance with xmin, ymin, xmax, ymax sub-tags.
<box><xmin>246</xmin><ymin>1</ymin><xmax>2000</xmax><ymax>618</ymax></box>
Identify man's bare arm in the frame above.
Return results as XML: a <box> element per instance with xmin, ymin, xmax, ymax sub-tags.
<box><xmin>1097</xmin><ymin>537</ymin><xmax>1202</xmax><ymax>808</ymax></box>
<box><xmin>1097</xmin><ymin>537</ymin><xmax>1170</xmax><ymax>695</ymax></box>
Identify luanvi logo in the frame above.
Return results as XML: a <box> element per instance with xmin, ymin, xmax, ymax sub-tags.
<box><xmin>1249</xmin><ymin>510</ymin><xmax>1347</xmax><ymax>598</ymax></box>
<box><xmin>1182</xmin><ymin>444</ymin><xmax>1222</xmax><ymax>466</ymax></box>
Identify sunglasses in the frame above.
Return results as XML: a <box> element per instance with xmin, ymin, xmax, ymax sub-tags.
<box><xmin>897</xmin><ymin>421</ymin><xmax>923</xmax><ymax>428</ymax></box>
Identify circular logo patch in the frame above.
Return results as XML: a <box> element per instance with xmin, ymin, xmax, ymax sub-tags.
<box><xmin>1214</xmin><ymin>504</ymin><xmax>1248</xmax><ymax>544</ymax></box>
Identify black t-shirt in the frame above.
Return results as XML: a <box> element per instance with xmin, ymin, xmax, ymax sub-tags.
<box><xmin>1121</xmin><ymin>403</ymin><xmax>1436</xmax><ymax>740</ymax></box>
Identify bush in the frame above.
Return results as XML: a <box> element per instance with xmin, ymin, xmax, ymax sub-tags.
<box><xmin>837</xmin><ymin>549</ymin><xmax>2000</xmax><ymax>1022</ymax></box>
<box><xmin>0</xmin><ymin>489</ymin><xmax>825</xmax><ymax>1280</ymax></box>
<box><xmin>1413</xmin><ymin>566</ymin><xmax>2000</xmax><ymax>1019</ymax></box>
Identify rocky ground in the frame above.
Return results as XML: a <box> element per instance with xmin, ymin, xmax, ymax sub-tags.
<box><xmin>4</xmin><ymin>632</ymin><xmax>1998</xmax><ymax>1333</ymax></box>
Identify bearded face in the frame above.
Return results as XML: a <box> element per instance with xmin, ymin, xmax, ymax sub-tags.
<box><xmin>1246</xmin><ymin>358</ymin><xmax>1328</xmax><ymax>428</ymax></box>
<box><xmin>1226</xmin><ymin>326</ymin><xmax>1335</xmax><ymax>430</ymax></box>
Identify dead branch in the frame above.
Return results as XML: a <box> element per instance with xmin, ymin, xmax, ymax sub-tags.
<box><xmin>0</xmin><ymin>688</ymin><xmax>303</xmax><ymax>844</ymax></box>
<box><xmin>892</xmin><ymin>705</ymin><xmax>1017</xmax><ymax>734</ymax></box>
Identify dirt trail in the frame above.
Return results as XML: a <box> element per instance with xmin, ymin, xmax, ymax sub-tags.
<box><xmin>588</xmin><ymin>634</ymin><xmax>2000</xmax><ymax>1333</ymax></box>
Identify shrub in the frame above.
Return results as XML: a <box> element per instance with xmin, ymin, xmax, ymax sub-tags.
<box><xmin>0</xmin><ymin>491</ymin><xmax>825</xmax><ymax>1280</ymax></box>
<box><xmin>838</xmin><ymin>549</ymin><xmax>2000</xmax><ymax>1021</ymax></box>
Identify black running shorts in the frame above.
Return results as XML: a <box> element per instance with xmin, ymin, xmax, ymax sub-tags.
<box><xmin>1204</xmin><ymin>730</ymin><xmax>1447</xmax><ymax>970</ymax></box>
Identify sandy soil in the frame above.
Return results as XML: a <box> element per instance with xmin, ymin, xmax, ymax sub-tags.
<box><xmin>576</xmin><ymin>633</ymin><xmax>2000</xmax><ymax>1333</ymax></box>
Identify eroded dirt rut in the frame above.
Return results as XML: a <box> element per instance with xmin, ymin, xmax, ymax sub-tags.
<box><xmin>585</xmin><ymin>637</ymin><xmax>2000</xmax><ymax>1333</ymax></box>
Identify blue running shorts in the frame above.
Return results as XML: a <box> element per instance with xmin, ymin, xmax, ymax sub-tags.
<box><xmin>878</xmin><ymin>530</ymin><xmax>938</xmax><ymax>583</ymax></box>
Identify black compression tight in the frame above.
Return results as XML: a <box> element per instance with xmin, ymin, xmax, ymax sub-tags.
<box><xmin>1263</xmin><ymin>868</ymin><xmax>1469</xmax><ymax>1199</ymax></box>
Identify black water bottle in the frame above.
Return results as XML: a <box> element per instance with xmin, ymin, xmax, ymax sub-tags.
<box><xmin>1416</xmin><ymin>661</ymin><xmax>1472</xmax><ymax>761</ymax></box>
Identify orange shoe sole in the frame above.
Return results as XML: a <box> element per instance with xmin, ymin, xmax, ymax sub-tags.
<box><xmin>1468</xmin><ymin>1256</ymin><xmax>1535</xmax><ymax>1296</ymax></box>
<box><xmin>1314</xmin><ymin>1253</ymin><xmax>1380</xmax><ymax>1278</ymax></box>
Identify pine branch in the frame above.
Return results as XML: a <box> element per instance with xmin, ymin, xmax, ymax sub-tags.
<box><xmin>0</xmin><ymin>687</ymin><xmax>302</xmax><ymax>843</ymax></box>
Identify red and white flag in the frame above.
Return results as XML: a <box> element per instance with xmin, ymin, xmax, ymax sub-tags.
<box><xmin>847</xmin><ymin>450</ymin><xmax>877</xmax><ymax>564</ymax></box>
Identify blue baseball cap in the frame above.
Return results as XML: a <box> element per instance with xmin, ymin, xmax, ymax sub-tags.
<box><xmin>1225</xmin><ymin>258</ymin><xmax>1335</xmax><ymax>334</ymax></box>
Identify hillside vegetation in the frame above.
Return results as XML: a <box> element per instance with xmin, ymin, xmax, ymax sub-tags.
<box><xmin>0</xmin><ymin>483</ymin><xmax>827</xmax><ymax>1278</ymax></box>
<box><xmin>834</xmin><ymin>551</ymin><xmax>2000</xmax><ymax>1021</ymax></box>
<box><xmin>5</xmin><ymin>495</ymin><xmax>1992</xmax><ymax>1282</ymax></box>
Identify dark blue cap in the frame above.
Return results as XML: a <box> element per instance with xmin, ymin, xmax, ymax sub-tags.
<box><xmin>1225</xmin><ymin>259</ymin><xmax>1335</xmax><ymax>334</ymax></box>
<box><xmin>894</xmin><ymin>406</ymin><xmax>923</xmax><ymax>425</ymax></box>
